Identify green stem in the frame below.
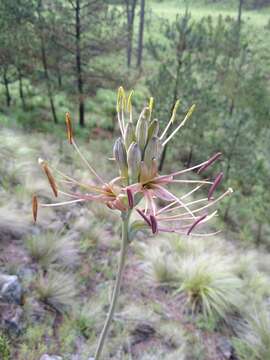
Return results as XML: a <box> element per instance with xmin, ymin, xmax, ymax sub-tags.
<box><xmin>94</xmin><ymin>212</ymin><xmax>130</xmax><ymax>359</ymax></box>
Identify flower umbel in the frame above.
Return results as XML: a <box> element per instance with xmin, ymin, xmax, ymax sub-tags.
<box><xmin>32</xmin><ymin>87</ymin><xmax>233</xmax><ymax>359</ymax></box>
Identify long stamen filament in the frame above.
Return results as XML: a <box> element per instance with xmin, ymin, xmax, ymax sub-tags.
<box><xmin>172</xmin><ymin>180</ymin><xmax>213</xmax><ymax>185</ymax></box>
<box><xmin>162</xmin><ymin>104</ymin><xmax>195</xmax><ymax>146</ymax></box>
<box><xmin>158</xmin><ymin>188</ymin><xmax>232</xmax><ymax>221</ymax></box>
<box><xmin>53</xmin><ymin>167</ymin><xmax>105</xmax><ymax>193</ymax></box>
<box><xmin>160</xmin><ymin>197</ymin><xmax>208</xmax><ymax>215</ymax></box>
<box><xmin>40</xmin><ymin>199</ymin><xmax>86</xmax><ymax>207</ymax></box>
<box><xmin>153</xmin><ymin>184</ymin><xmax>196</xmax><ymax>219</ymax></box>
<box><xmin>72</xmin><ymin>140</ymin><xmax>105</xmax><ymax>184</ymax></box>
<box><xmin>157</xmin><ymin>185</ymin><xmax>203</xmax><ymax>215</ymax></box>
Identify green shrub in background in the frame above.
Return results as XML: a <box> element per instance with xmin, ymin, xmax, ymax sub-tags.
<box><xmin>0</xmin><ymin>333</ymin><xmax>11</xmax><ymax>360</ymax></box>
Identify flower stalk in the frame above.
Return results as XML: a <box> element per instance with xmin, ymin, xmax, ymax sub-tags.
<box><xmin>94</xmin><ymin>211</ymin><xmax>131</xmax><ymax>360</ymax></box>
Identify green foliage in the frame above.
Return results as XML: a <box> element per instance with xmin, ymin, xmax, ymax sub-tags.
<box><xmin>0</xmin><ymin>333</ymin><xmax>10</xmax><ymax>360</ymax></box>
<box><xmin>19</xmin><ymin>324</ymin><xmax>53</xmax><ymax>360</ymax></box>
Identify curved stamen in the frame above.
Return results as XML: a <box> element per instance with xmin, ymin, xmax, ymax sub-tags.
<box><xmin>152</xmin><ymin>184</ymin><xmax>196</xmax><ymax>219</ymax></box>
<box><xmin>40</xmin><ymin>199</ymin><xmax>86</xmax><ymax>207</ymax></box>
<box><xmin>72</xmin><ymin>140</ymin><xmax>105</xmax><ymax>184</ymax></box>
<box><xmin>157</xmin><ymin>188</ymin><xmax>233</xmax><ymax>221</ymax></box>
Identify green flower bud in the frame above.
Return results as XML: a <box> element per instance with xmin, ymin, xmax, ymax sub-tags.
<box><xmin>135</xmin><ymin>110</ymin><xmax>148</xmax><ymax>151</ymax></box>
<box><xmin>143</xmin><ymin>136</ymin><xmax>161</xmax><ymax>168</ymax></box>
<box><xmin>124</xmin><ymin>122</ymin><xmax>135</xmax><ymax>150</ymax></box>
<box><xmin>127</xmin><ymin>142</ymin><xmax>141</xmax><ymax>183</ymax></box>
<box><xmin>113</xmin><ymin>138</ymin><xmax>128</xmax><ymax>178</ymax></box>
<box><xmin>147</xmin><ymin>119</ymin><xmax>159</xmax><ymax>141</ymax></box>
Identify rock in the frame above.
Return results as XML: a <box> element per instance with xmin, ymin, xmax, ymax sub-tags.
<box><xmin>2</xmin><ymin>306</ymin><xmax>23</xmax><ymax>336</ymax></box>
<box><xmin>40</xmin><ymin>355</ymin><xmax>63</xmax><ymax>360</ymax></box>
<box><xmin>217</xmin><ymin>336</ymin><xmax>233</xmax><ymax>359</ymax></box>
<box><xmin>0</xmin><ymin>274</ymin><xmax>22</xmax><ymax>305</ymax></box>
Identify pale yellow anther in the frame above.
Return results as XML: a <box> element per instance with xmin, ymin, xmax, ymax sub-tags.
<box><xmin>116</xmin><ymin>86</ymin><xmax>126</xmax><ymax>112</ymax></box>
<box><xmin>149</xmin><ymin>97</ymin><xmax>154</xmax><ymax>114</ymax></box>
<box><xmin>127</xmin><ymin>90</ymin><xmax>134</xmax><ymax>113</ymax></box>
<box><xmin>186</xmin><ymin>104</ymin><xmax>196</xmax><ymax>119</ymax></box>
<box><xmin>172</xmin><ymin>99</ymin><xmax>180</xmax><ymax>123</ymax></box>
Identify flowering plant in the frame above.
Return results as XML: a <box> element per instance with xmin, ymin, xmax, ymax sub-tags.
<box><xmin>32</xmin><ymin>87</ymin><xmax>232</xmax><ymax>359</ymax></box>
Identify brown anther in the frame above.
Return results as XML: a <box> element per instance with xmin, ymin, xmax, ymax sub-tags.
<box><xmin>65</xmin><ymin>112</ymin><xmax>73</xmax><ymax>144</ymax></box>
<box><xmin>39</xmin><ymin>159</ymin><xmax>58</xmax><ymax>197</ymax></box>
<box><xmin>32</xmin><ymin>195</ymin><xmax>38</xmax><ymax>222</ymax></box>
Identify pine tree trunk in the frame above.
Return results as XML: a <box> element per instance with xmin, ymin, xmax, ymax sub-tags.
<box><xmin>40</xmin><ymin>38</ymin><xmax>58</xmax><ymax>124</ymax></box>
<box><xmin>3</xmin><ymin>68</ymin><xmax>11</xmax><ymax>107</ymax></box>
<box><xmin>125</xmin><ymin>0</ymin><xmax>137</xmax><ymax>68</ymax></box>
<box><xmin>137</xmin><ymin>0</ymin><xmax>145</xmax><ymax>68</ymax></box>
<box><xmin>256</xmin><ymin>222</ymin><xmax>263</xmax><ymax>246</ymax></box>
<box><xmin>237</xmin><ymin>0</ymin><xmax>244</xmax><ymax>28</ymax></box>
<box><xmin>18</xmin><ymin>68</ymin><xmax>26</xmax><ymax>110</ymax></box>
<box><xmin>76</xmin><ymin>0</ymin><xmax>85</xmax><ymax>127</ymax></box>
<box><xmin>158</xmin><ymin>57</ymin><xmax>182</xmax><ymax>171</ymax></box>
<box><xmin>56</xmin><ymin>62</ymin><xmax>62</xmax><ymax>89</ymax></box>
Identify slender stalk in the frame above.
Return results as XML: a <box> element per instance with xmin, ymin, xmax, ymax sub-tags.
<box><xmin>94</xmin><ymin>212</ymin><xmax>130</xmax><ymax>359</ymax></box>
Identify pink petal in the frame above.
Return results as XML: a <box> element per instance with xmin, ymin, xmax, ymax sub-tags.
<box><xmin>151</xmin><ymin>185</ymin><xmax>176</xmax><ymax>201</ymax></box>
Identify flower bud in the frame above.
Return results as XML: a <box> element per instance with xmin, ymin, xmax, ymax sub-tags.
<box><xmin>124</xmin><ymin>122</ymin><xmax>135</xmax><ymax>150</ymax></box>
<box><xmin>135</xmin><ymin>110</ymin><xmax>148</xmax><ymax>151</ymax></box>
<box><xmin>147</xmin><ymin>119</ymin><xmax>159</xmax><ymax>140</ymax></box>
<box><xmin>113</xmin><ymin>138</ymin><xmax>128</xmax><ymax>178</ymax></box>
<box><xmin>127</xmin><ymin>142</ymin><xmax>141</xmax><ymax>183</ymax></box>
<box><xmin>143</xmin><ymin>136</ymin><xmax>160</xmax><ymax>168</ymax></box>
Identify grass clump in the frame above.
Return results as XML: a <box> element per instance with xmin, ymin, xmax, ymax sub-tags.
<box><xmin>35</xmin><ymin>271</ymin><xmax>76</xmax><ymax>313</ymax></box>
<box><xmin>234</xmin><ymin>306</ymin><xmax>270</xmax><ymax>360</ymax></box>
<box><xmin>25</xmin><ymin>232</ymin><xmax>78</xmax><ymax>270</ymax></box>
<box><xmin>143</xmin><ymin>245</ymin><xmax>179</xmax><ymax>286</ymax></box>
<box><xmin>176</xmin><ymin>254</ymin><xmax>242</xmax><ymax>320</ymax></box>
